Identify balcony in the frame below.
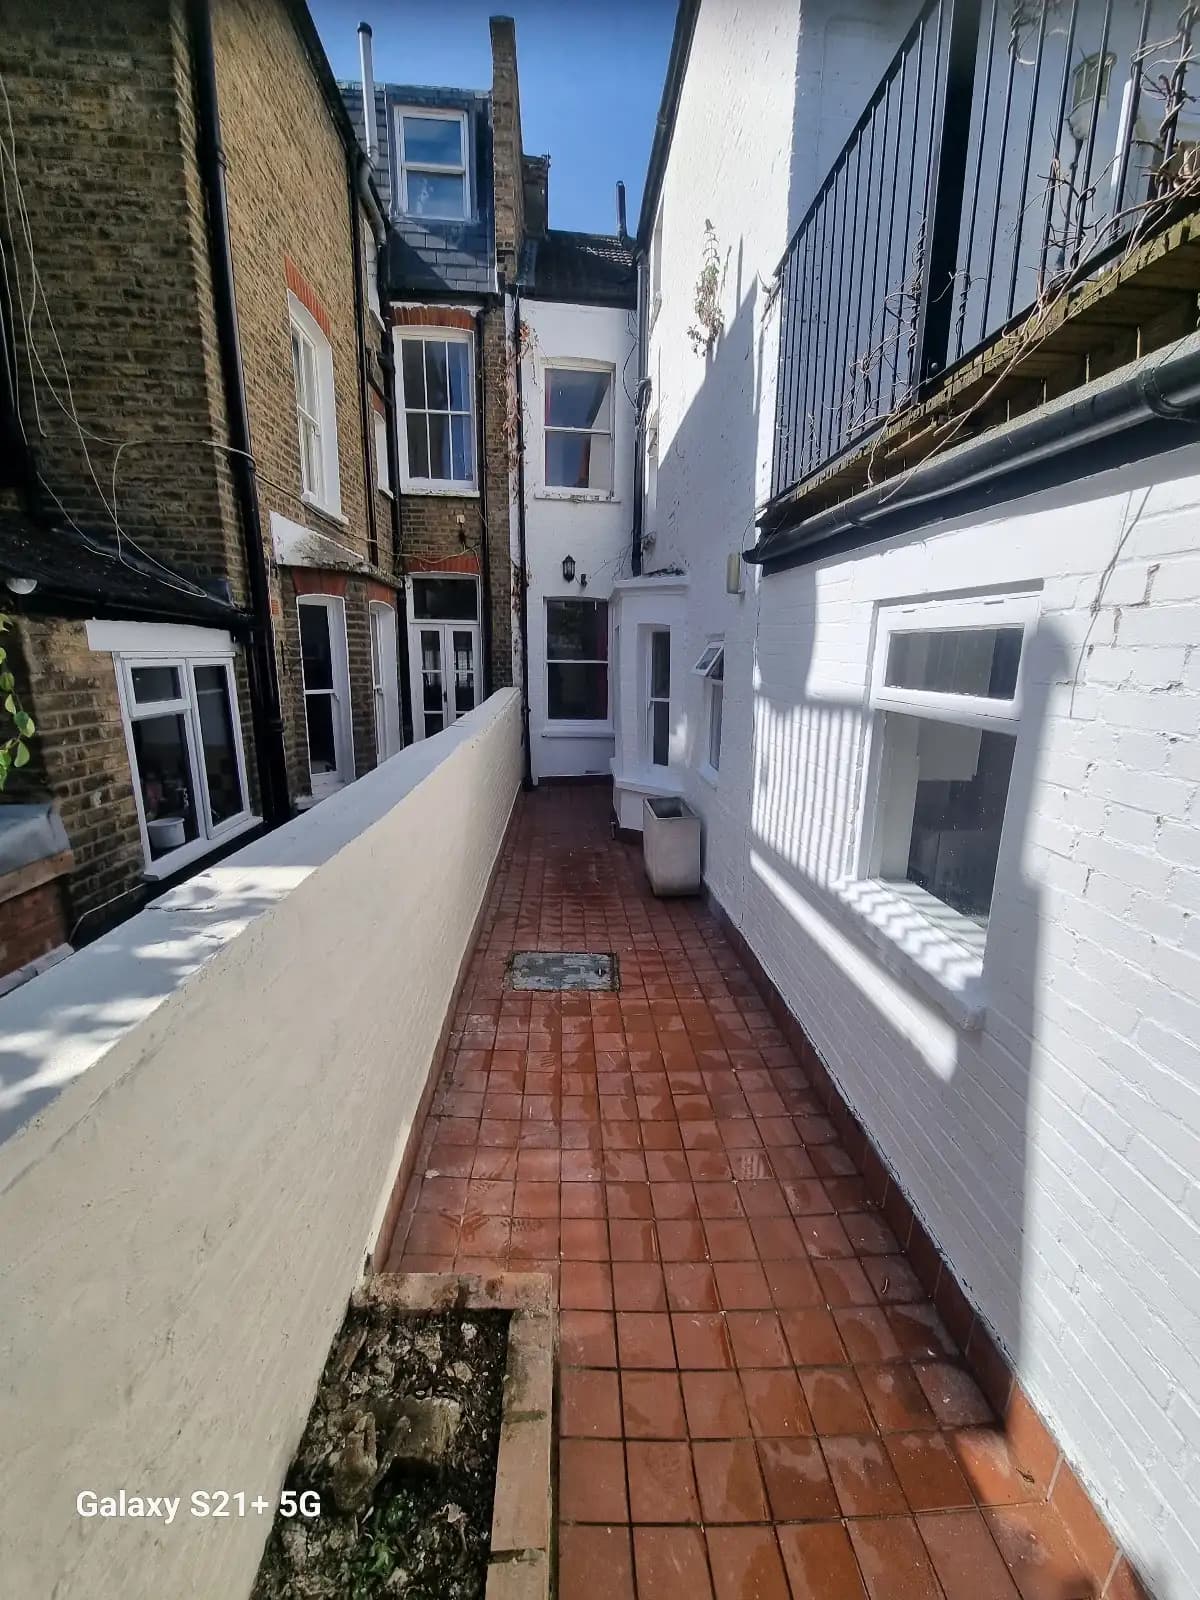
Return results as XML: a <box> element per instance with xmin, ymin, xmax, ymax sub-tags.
<box><xmin>765</xmin><ymin>0</ymin><xmax>1200</xmax><ymax>534</ymax></box>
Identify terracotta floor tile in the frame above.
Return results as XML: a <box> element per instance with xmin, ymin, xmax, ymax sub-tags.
<box><xmin>609</xmin><ymin>1219</ymin><xmax>659</xmax><ymax>1262</ymax></box>
<box><xmin>705</xmin><ymin>1219</ymin><xmax>759</xmax><ymax>1260</ymax></box>
<box><xmin>765</xmin><ymin>1259</ymin><xmax>823</xmax><ymax>1310</ymax></box>
<box><xmin>798</xmin><ymin>1215</ymin><xmax>854</xmax><ymax>1258</ymax></box>
<box><xmin>815</xmin><ymin>1258</ymin><xmax>878</xmax><ymax>1307</ymax></box>
<box><xmin>801</xmin><ymin>1367</ymin><xmax>874</xmax><ymax>1433</ymax></box>
<box><xmin>741</xmin><ymin>1369</ymin><xmax>814</xmax><ymax>1437</ymax></box>
<box><xmin>612</xmin><ymin>1261</ymin><xmax>667</xmax><ymax>1311</ymax></box>
<box><xmin>848</xmin><ymin>1516</ymin><xmax>943</xmax><ymax>1600</ymax></box>
<box><xmin>885</xmin><ymin>1430</ymin><xmax>976</xmax><ymax>1511</ymax></box>
<box><xmin>681</xmin><ymin>1370</ymin><xmax>753</xmax><ymax>1438</ymax></box>
<box><xmin>627</xmin><ymin>1438</ymin><xmax>702</xmax><ymax>1522</ymax></box>
<box><xmin>951</xmin><ymin>1428</ymin><xmax>1042</xmax><ymax>1506</ymax></box>
<box><xmin>634</xmin><ymin>1526</ymin><xmax>715</xmax><ymax>1600</ymax></box>
<box><xmin>561</xmin><ymin>1260</ymin><xmax>613</xmax><ymax>1311</ymax></box>
<box><xmin>665</xmin><ymin>1262</ymin><xmax>721</xmax><ymax>1311</ymax></box>
<box><xmin>672</xmin><ymin>1312</ymin><xmax>735</xmax><ymax>1369</ymax></box>
<box><xmin>509</xmin><ymin>1217</ymin><xmax>560</xmax><ymax>1261</ymax></box>
<box><xmin>513</xmin><ymin>1179</ymin><xmax>559</xmax><ymax>1218</ymax></box>
<box><xmin>558</xmin><ymin>1523</ymin><xmax>635</xmax><ymax>1600</ymax></box>
<box><xmin>727</xmin><ymin>1311</ymin><xmax>791</xmax><ymax>1368</ymax></box>
<box><xmin>561</xmin><ymin>1218</ymin><xmax>610</xmax><ymax>1261</ymax></box>
<box><xmin>737</xmin><ymin>1178</ymin><xmax>789</xmax><ymax>1216</ymax></box>
<box><xmin>694</xmin><ymin>1438</ymin><xmax>771</xmax><ymax>1522</ymax></box>
<box><xmin>834</xmin><ymin>1308</ymin><xmax>903</xmax><ymax>1364</ymax></box>
<box><xmin>622</xmin><ymin>1370</ymin><xmax>688</xmax><ymax>1439</ymax></box>
<box><xmin>561</xmin><ymin>1310</ymin><xmax>617</xmax><ymax>1368</ymax></box>
<box><xmin>652</xmin><ymin>1180</ymin><xmax>702</xmax><ymax>1218</ymax></box>
<box><xmin>918</xmin><ymin>1509</ymin><xmax>1021</xmax><ymax>1599</ymax></box>
<box><xmin>646</xmin><ymin>1149</ymin><xmax>691</xmax><ymax>1180</ymax></box>
<box><xmin>843</xmin><ymin>1211</ymin><xmax>901</xmax><ymax>1254</ymax></box>
<box><xmin>657</xmin><ymin>1221</ymin><xmax>710</xmax><ymax>1261</ymax></box>
<box><xmin>607</xmin><ymin>1181</ymin><xmax>653</xmax><ymax>1219</ymax></box>
<box><xmin>695</xmin><ymin>1181</ymin><xmax>745</xmax><ymax>1219</ymax></box>
<box><xmin>912</xmin><ymin>1363</ymin><xmax>993</xmax><ymax>1428</ymax></box>
<box><xmin>559</xmin><ymin>1438</ymin><xmax>628</xmax><ymax>1522</ymax></box>
<box><xmin>561</xmin><ymin>1368</ymin><xmax>622</xmax><ymax>1438</ymax></box>
<box><xmin>706</xmin><ymin>1527</ymin><xmax>791</xmax><ymax>1600</ymax></box>
<box><xmin>863</xmin><ymin>1254</ymin><xmax>925</xmax><ymax>1304</ymax></box>
<box><xmin>617</xmin><ymin>1311</ymin><xmax>677</xmax><ymax>1369</ymax></box>
<box><xmin>822</xmin><ymin>1435</ymin><xmax>909</xmax><ymax>1516</ymax></box>
<box><xmin>886</xmin><ymin>1304</ymin><xmax>957</xmax><ymax>1361</ymax></box>
<box><xmin>715</xmin><ymin>1261</ymin><xmax>773</xmax><ymax>1310</ymax></box>
<box><xmin>781</xmin><ymin>1307</ymin><xmax>848</xmax><ymax>1365</ymax></box>
<box><xmin>758</xmin><ymin>1437</ymin><xmax>840</xmax><ymax>1520</ymax></box>
<box><xmin>983</xmin><ymin>1504</ymin><xmax>1096</xmax><ymax>1600</ymax></box>
<box><xmin>858</xmin><ymin>1364</ymin><xmax>938</xmax><ymax>1432</ymax></box>
<box><xmin>778</xmin><ymin>1523</ymin><xmax>868</xmax><ymax>1600</ymax></box>
<box><xmin>749</xmin><ymin>1216</ymin><xmax>807</xmax><ymax>1259</ymax></box>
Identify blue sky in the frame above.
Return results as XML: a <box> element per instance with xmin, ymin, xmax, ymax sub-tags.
<box><xmin>309</xmin><ymin>0</ymin><xmax>677</xmax><ymax>234</ymax></box>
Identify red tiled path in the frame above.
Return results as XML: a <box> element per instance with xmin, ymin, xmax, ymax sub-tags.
<box><xmin>387</xmin><ymin>787</ymin><xmax>1104</xmax><ymax>1600</ymax></box>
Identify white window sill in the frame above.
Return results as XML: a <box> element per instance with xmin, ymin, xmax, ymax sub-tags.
<box><xmin>611</xmin><ymin>764</ymin><xmax>684</xmax><ymax>799</ymax></box>
<box><xmin>697</xmin><ymin>761</ymin><xmax>719</xmax><ymax>788</ymax></box>
<box><xmin>369</xmin><ymin>307</ymin><xmax>386</xmax><ymax>332</ymax></box>
<box><xmin>378</xmin><ymin>486</ymin><xmax>395</xmax><ymax>500</ymax></box>
<box><xmin>400</xmin><ymin>483</ymin><xmax>480</xmax><ymax>498</ymax></box>
<box><xmin>830</xmin><ymin>876</ymin><xmax>988</xmax><ymax>1030</ymax></box>
<box><xmin>301</xmin><ymin>492</ymin><xmax>347</xmax><ymax>528</ymax></box>
<box><xmin>534</xmin><ymin>488</ymin><xmax>618</xmax><ymax>504</ymax></box>
<box><xmin>142</xmin><ymin>816</ymin><xmax>262</xmax><ymax>881</ymax></box>
<box><xmin>540</xmin><ymin>721</ymin><xmax>614</xmax><ymax>740</ymax></box>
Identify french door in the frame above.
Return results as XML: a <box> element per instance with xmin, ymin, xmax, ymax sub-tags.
<box><xmin>410</xmin><ymin>621</ymin><xmax>481</xmax><ymax>739</ymax></box>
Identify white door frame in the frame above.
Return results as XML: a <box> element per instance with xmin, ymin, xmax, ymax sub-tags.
<box><xmin>405</xmin><ymin>575</ymin><xmax>483</xmax><ymax>742</ymax></box>
<box><xmin>369</xmin><ymin>600</ymin><xmax>402</xmax><ymax>761</ymax></box>
<box><xmin>297</xmin><ymin>594</ymin><xmax>354</xmax><ymax>795</ymax></box>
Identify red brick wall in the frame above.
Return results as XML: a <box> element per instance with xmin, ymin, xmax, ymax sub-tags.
<box><xmin>0</xmin><ymin>876</ymin><xmax>70</xmax><ymax>981</ymax></box>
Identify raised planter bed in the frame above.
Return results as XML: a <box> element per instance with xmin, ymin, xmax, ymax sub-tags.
<box><xmin>252</xmin><ymin>1273</ymin><xmax>553</xmax><ymax>1600</ymax></box>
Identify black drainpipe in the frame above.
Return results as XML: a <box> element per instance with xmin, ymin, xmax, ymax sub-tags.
<box><xmin>188</xmin><ymin>0</ymin><xmax>290</xmax><ymax>825</ymax></box>
<box><xmin>630</xmin><ymin>249</ymin><xmax>649</xmax><ymax>576</ymax></box>
<box><xmin>474</xmin><ymin>297</ymin><xmax>495</xmax><ymax>697</ymax></box>
<box><xmin>347</xmin><ymin>163</ymin><xmax>380</xmax><ymax>571</ymax></box>
<box><xmin>511</xmin><ymin>285</ymin><xmax>533</xmax><ymax>788</ymax></box>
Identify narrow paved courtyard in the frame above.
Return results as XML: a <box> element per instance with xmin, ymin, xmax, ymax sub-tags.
<box><xmin>388</xmin><ymin>786</ymin><xmax>1097</xmax><ymax>1600</ymax></box>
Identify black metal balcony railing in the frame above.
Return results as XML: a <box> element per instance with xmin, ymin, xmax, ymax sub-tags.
<box><xmin>772</xmin><ymin>0</ymin><xmax>1200</xmax><ymax>500</ymax></box>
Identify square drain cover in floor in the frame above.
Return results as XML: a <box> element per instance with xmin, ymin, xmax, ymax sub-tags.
<box><xmin>507</xmin><ymin>951</ymin><xmax>618</xmax><ymax>991</ymax></box>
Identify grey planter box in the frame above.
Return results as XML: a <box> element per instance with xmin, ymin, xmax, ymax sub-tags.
<box><xmin>642</xmin><ymin>796</ymin><xmax>702</xmax><ymax>896</ymax></box>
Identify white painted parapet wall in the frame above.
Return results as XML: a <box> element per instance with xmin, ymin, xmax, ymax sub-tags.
<box><xmin>0</xmin><ymin>689</ymin><xmax>521</xmax><ymax>1600</ymax></box>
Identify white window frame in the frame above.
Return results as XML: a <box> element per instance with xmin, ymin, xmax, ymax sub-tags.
<box><xmin>694</xmin><ymin>640</ymin><xmax>724</xmax><ymax>781</ymax></box>
<box><xmin>545</xmin><ymin>596</ymin><xmax>610</xmax><ymax>729</ymax></box>
<box><xmin>297</xmin><ymin>595</ymin><xmax>355</xmax><ymax>799</ymax></box>
<box><xmin>369</xmin><ymin>600</ymin><xmax>402</xmax><ymax>762</ymax></box>
<box><xmin>647</xmin><ymin>628</ymin><xmax>671</xmax><ymax>767</ymax></box>
<box><xmin>396</xmin><ymin>106</ymin><xmax>469</xmax><ymax>221</ymax></box>
<box><xmin>395</xmin><ymin>328</ymin><xmax>477</xmax><ymax>495</ymax></box>
<box><xmin>363</xmin><ymin>227</ymin><xmax>383</xmax><ymax>327</ymax></box>
<box><xmin>288</xmin><ymin>293</ymin><xmax>341</xmax><ymax>519</ymax></box>
<box><xmin>541</xmin><ymin>358</ymin><xmax>616</xmax><ymax>498</ymax></box>
<box><xmin>99</xmin><ymin>627</ymin><xmax>255</xmax><ymax>880</ymax></box>
<box><xmin>373</xmin><ymin>410</ymin><xmax>392</xmax><ymax>496</ymax></box>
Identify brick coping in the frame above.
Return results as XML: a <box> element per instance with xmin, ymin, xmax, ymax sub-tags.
<box><xmin>362</xmin><ymin>1272</ymin><xmax>555</xmax><ymax>1600</ymax></box>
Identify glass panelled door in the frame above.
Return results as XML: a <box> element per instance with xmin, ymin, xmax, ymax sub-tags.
<box><xmin>414</xmin><ymin>622</ymin><xmax>479</xmax><ymax>739</ymax></box>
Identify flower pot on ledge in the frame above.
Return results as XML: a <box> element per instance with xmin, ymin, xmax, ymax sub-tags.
<box><xmin>642</xmin><ymin>796</ymin><xmax>702</xmax><ymax>896</ymax></box>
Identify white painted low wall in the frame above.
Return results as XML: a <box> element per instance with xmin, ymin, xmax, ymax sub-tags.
<box><xmin>0</xmin><ymin>688</ymin><xmax>521</xmax><ymax>1600</ymax></box>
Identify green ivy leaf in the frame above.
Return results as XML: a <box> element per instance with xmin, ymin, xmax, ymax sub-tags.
<box><xmin>0</xmin><ymin>672</ymin><xmax>12</xmax><ymax>693</ymax></box>
<box><xmin>14</xmin><ymin>712</ymin><xmax>34</xmax><ymax>737</ymax></box>
<box><xmin>13</xmin><ymin>739</ymin><xmax>29</xmax><ymax>768</ymax></box>
<box><xmin>2</xmin><ymin>693</ymin><xmax>13</xmax><ymax>714</ymax></box>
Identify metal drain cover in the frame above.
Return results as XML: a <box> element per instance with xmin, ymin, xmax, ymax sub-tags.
<box><xmin>507</xmin><ymin>952</ymin><xmax>618</xmax><ymax>991</ymax></box>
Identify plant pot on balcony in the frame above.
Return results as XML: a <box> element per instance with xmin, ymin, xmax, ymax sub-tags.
<box><xmin>643</xmin><ymin>796</ymin><xmax>701</xmax><ymax>896</ymax></box>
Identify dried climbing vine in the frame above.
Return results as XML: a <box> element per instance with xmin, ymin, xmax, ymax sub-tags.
<box><xmin>687</xmin><ymin>219</ymin><xmax>725</xmax><ymax>355</ymax></box>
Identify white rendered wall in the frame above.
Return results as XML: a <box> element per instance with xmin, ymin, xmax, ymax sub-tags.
<box><xmin>648</xmin><ymin>2</ymin><xmax>1200</xmax><ymax>1593</ymax></box>
<box><xmin>0</xmin><ymin>690</ymin><xmax>521</xmax><ymax>1600</ymax></box>
<box><xmin>519</xmin><ymin>296</ymin><xmax>637</xmax><ymax>781</ymax></box>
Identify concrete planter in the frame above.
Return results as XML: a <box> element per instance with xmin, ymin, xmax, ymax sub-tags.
<box><xmin>642</xmin><ymin>796</ymin><xmax>702</xmax><ymax>896</ymax></box>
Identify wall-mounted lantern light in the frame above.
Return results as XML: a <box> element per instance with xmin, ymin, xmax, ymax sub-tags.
<box><xmin>562</xmin><ymin>554</ymin><xmax>576</xmax><ymax>583</ymax></box>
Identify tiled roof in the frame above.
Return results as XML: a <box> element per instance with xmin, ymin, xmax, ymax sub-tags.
<box><xmin>519</xmin><ymin>230</ymin><xmax>637</xmax><ymax>308</ymax></box>
<box><xmin>0</xmin><ymin>510</ymin><xmax>240</xmax><ymax>625</ymax></box>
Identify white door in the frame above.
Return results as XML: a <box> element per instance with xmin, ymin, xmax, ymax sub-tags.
<box><xmin>410</xmin><ymin>621</ymin><xmax>481</xmax><ymax>739</ymax></box>
<box><xmin>369</xmin><ymin>601</ymin><xmax>402</xmax><ymax>761</ymax></box>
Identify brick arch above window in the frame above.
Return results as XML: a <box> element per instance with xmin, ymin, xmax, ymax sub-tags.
<box><xmin>390</xmin><ymin>306</ymin><xmax>476</xmax><ymax>331</ymax></box>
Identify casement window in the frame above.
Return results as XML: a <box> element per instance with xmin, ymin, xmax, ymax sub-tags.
<box><xmin>546</xmin><ymin>598</ymin><xmax>609</xmax><ymax>721</ymax></box>
<box><xmin>862</xmin><ymin>592</ymin><xmax>1035</xmax><ymax>936</ymax></box>
<box><xmin>694</xmin><ymin>640</ymin><xmax>724</xmax><ymax>775</ymax></box>
<box><xmin>364</xmin><ymin>228</ymin><xmax>383</xmax><ymax>325</ymax></box>
<box><xmin>396</xmin><ymin>108</ymin><xmax>469</xmax><ymax>220</ymax></box>
<box><xmin>397</xmin><ymin>332</ymin><xmax>476</xmax><ymax>492</ymax></box>
<box><xmin>288</xmin><ymin>294</ymin><xmax>341</xmax><ymax>517</ymax></box>
<box><xmin>648</xmin><ymin>629</ymin><xmax>671</xmax><ymax>766</ymax></box>
<box><xmin>92</xmin><ymin>623</ymin><xmax>254</xmax><ymax>877</ymax></box>
<box><xmin>544</xmin><ymin>364</ymin><xmax>614</xmax><ymax>493</ymax></box>
<box><xmin>369</xmin><ymin>600</ymin><xmax>401</xmax><ymax>762</ymax></box>
<box><xmin>298</xmin><ymin>595</ymin><xmax>354</xmax><ymax>797</ymax></box>
<box><xmin>373</xmin><ymin>411</ymin><xmax>392</xmax><ymax>494</ymax></box>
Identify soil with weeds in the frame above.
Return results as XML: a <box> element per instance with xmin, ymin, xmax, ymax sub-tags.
<box><xmin>252</xmin><ymin>1303</ymin><xmax>510</xmax><ymax>1600</ymax></box>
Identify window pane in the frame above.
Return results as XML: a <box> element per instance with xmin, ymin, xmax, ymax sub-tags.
<box><xmin>547</xmin><ymin>599</ymin><xmax>608</xmax><ymax>661</ymax></box>
<box><xmin>412</xmin><ymin>577</ymin><xmax>478</xmax><ymax>620</ymax></box>
<box><xmin>885</xmin><ymin>626</ymin><xmax>1022</xmax><ymax>699</ymax></box>
<box><xmin>449</xmin><ymin>414</ymin><xmax>473</xmax><ymax>481</ymax></box>
<box><xmin>425</xmin><ymin>340</ymin><xmax>449</xmax><ymax>409</ymax></box>
<box><xmin>427</xmin><ymin>413</ymin><xmax>451</xmax><ymax>478</ymax></box>
<box><xmin>403</xmin><ymin>115</ymin><xmax>464</xmax><ymax>167</ymax></box>
<box><xmin>299</xmin><ymin>604</ymin><xmax>334</xmax><ymax>690</ymax></box>
<box><xmin>447</xmin><ymin>342</ymin><xmax>471</xmax><ymax>410</ymax></box>
<box><xmin>709</xmin><ymin>682</ymin><xmax>723</xmax><ymax>770</ymax></box>
<box><xmin>452</xmin><ymin>629</ymin><xmax>476</xmax><ymax>715</ymax></box>
<box><xmin>651</xmin><ymin>699</ymin><xmax>669</xmax><ymax>766</ymax></box>
<box><xmin>194</xmin><ymin>664</ymin><xmax>244</xmax><ymax>826</ymax></box>
<box><xmin>132</xmin><ymin>713</ymin><xmax>199</xmax><ymax>857</ymax></box>
<box><xmin>546</xmin><ymin>367</ymin><xmax>611</xmax><ymax>429</ymax></box>
<box><xmin>304</xmin><ymin>693</ymin><xmax>338</xmax><ymax>773</ymax></box>
<box><xmin>888</xmin><ymin>716</ymin><xmax>1017</xmax><ymax>924</ymax></box>
<box><xmin>406</xmin><ymin>171</ymin><xmax>466</xmax><ymax>218</ymax></box>
<box><xmin>300</xmin><ymin>414</ymin><xmax>323</xmax><ymax>498</ymax></box>
<box><xmin>131</xmin><ymin>665</ymin><xmax>181</xmax><ymax>703</ymax></box>
<box><xmin>548</xmin><ymin>662</ymin><xmax>608</xmax><ymax>720</ymax></box>
<box><xmin>546</xmin><ymin>430</ymin><xmax>611</xmax><ymax>491</ymax></box>
<box><xmin>401</xmin><ymin>340</ymin><xmax>426</xmax><ymax>408</ymax></box>
<box><xmin>406</xmin><ymin>412</ymin><xmax>430</xmax><ymax>478</ymax></box>
<box><xmin>650</xmin><ymin>630</ymin><xmax>671</xmax><ymax>700</ymax></box>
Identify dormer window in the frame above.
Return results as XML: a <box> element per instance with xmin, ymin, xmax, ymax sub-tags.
<box><xmin>397</xmin><ymin>108</ymin><xmax>468</xmax><ymax>220</ymax></box>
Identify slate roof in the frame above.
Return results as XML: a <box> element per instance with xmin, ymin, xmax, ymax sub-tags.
<box><xmin>0</xmin><ymin>510</ymin><xmax>241</xmax><ymax>625</ymax></box>
<box><xmin>519</xmin><ymin>231</ymin><xmax>637</xmax><ymax>309</ymax></box>
<box><xmin>341</xmin><ymin>82</ymin><xmax>495</xmax><ymax>298</ymax></box>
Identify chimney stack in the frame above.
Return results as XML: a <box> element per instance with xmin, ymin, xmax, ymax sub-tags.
<box><xmin>616</xmin><ymin>180</ymin><xmax>629</xmax><ymax>245</ymax></box>
<box><xmin>357</xmin><ymin>22</ymin><xmax>377</xmax><ymax>164</ymax></box>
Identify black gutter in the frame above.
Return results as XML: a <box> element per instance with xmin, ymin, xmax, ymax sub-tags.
<box><xmin>630</xmin><ymin>254</ymin><xmax>649</xmax><ymax>576</ymax></box>
<box><xmin>511</xmin><ymin>286</ymin><xmax>533</xmax><ymax>788</ymax></box>
<box><xmin>747</xmin><ymin>332</ymin><xmax>1200</xmax><ymax>573</ymax></box>
<box><xmin>188</xmin><ymin>0</ymin><xmax>290</xmax><ymax>827</ymax></box>
<box><xmin>635</xmin><ymin>0</ymin><xmax>700</xmax><ymax>248</ymax></box>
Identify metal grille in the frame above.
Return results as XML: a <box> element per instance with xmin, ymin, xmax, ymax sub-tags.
<box><xmin>506</xmin><ymin>952</ymin><xmax>619</xmax><ymax>991</ymax></box>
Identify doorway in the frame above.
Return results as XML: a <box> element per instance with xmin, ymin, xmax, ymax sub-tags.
<box><xmin>406</xmin><ymin>575</ymin><xmax>482</xmax><ymax>741</ymax></box>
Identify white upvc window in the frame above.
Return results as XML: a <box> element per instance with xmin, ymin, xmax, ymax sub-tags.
<box><xmin>369</xmin><ymin>600</ymin><xmax>401</xmax><ymax>762</ymax></box>
<box><xmin>648</xmin><ymin>628</ymin><xmax>671</xmax><ymax>766</ymax></box>
<box><xmin>288</xmin><ymin>294</ymin><xmax>341</xmax><ymax>518</ymax></box>
<box><xmin>695</xmin><ymin>640</ymin><xmax>724</xmax><ymax>777</ymax></box>
<box><xmin>396</xmin><ymin>107</ymin><xmax>469</xmax><ymax>220</ymax></box>
<box><xmin>543</xmin><ymin>362</ymin><xmax>615</xmax><ymax>494</ymax></box>
<box><xmin>373</xmin><ymin>411</ymin><xmax>392</xmax><ymax>494</ymax></box>
<box><xmin>364</xmin><ymin>227</ymin><xmax>383</xmax><ymax>326</ymax></box>
<box><xmin>546</xmin><ymin>597</ymin><xmax>609</xmax><ymax>722</ymax></box>
<box><xmin>396</xmin><ymin>330</ymin><xmax>476</xmax><ymax>492</ymax></box>
<box><xmin>298</xmin><ymin>595</ymin><xmax>354</xmax><ymax>798</ymax></box>
<box><xmin>98</xmin><ymin>625</ymin><xmax>255</xmax><ymax>879</ymax></box>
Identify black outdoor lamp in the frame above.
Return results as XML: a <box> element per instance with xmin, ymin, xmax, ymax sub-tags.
<box><xmin>562</xmin><ymin>554</ymin><xmax>576</xmax><ymax>583</ymax></box>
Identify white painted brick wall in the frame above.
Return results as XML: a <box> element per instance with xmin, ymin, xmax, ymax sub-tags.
<box><xmin>648</xmin><ymin>3</ymin><xmax>1200</xmax><ymax>1592</ymax></box>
